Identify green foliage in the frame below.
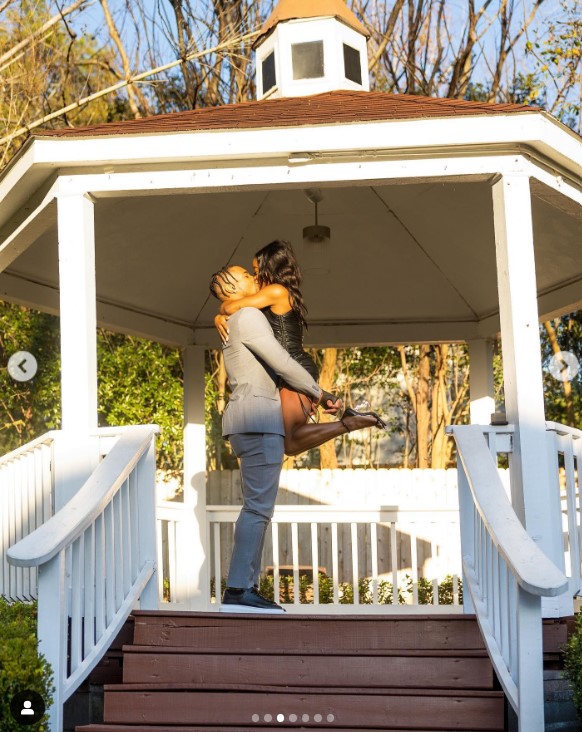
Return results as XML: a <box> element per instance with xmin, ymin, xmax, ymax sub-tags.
<box><xmin>211</xmin><ymin>573</ymin><xmax>462</xmax><ymax>606</ymax></box>
<box><xmin>540</xmin><ymin>314</ymin><xmax>582</xmax><ymax>427</ymax></box>
<box><xmin>97</xmin><ymin>331</ymin><xmax>184</xmax><ymax>478</ymax></box>
<box><xmin>0</xmin><ymin>599</ymin><xmax>54</xmax><ymax>731</ymax></box>
<box><xmin>563</xmin><ymin>612</ymin><xmax>582</xmax><ymax>716</ymax></box>
<box><xmin>0</xmin><ymin>303</ymin><xmax>61</xmax><ymax>454</ymax></box>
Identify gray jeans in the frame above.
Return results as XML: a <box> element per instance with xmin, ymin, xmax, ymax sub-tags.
<box><xmin>226</xmin><ymin>432</ymin><xmax>284</xmax><ymax>589</ymax></box>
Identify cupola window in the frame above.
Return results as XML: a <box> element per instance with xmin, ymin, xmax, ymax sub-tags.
<box><xmin>343</xmin><ymin>43</ymin><xmax>362</xmax><ymax>85</ymax></box>
<box><xmin>262</xmin><ymin>52</ymin><xmax>277</xmax><ymax>95</ymax></box>
<box><xmin>291</xmin><ymin>40</ymin><xmax>324</xmax><ymax>79</ymax></box>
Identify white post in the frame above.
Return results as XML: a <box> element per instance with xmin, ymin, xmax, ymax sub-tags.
<box><xmin>456</xmin><ymin>456</ymin><xmax>475</xmax><ymax>615</ymax></box>
<box><xmin>467</xmin><ymin>339</ymin><xmax>495</xmax><ymax>425</ymax></box>
<box><xmin>182</xmin><ymin>345</ymin><xmax>210</xmax><ymax>610</ymax></box>
<box><xmin>37</xmin><ymin>552</ymin><xmax>67</xmax><ymax>732</ymax></box>
<box><xmin>55</xmin><ymin>193</ymin><xmax>99</xmax><ymax>509</ymax></box>
<box><xmin>491</xmin><ymin>175</ymin><xmax>565</xmax><ymax>588</ymax></box>
<box><xmin>137</xmin><ymin>436</ymin><xmax>159</xmax><ymax>610</ymax></box>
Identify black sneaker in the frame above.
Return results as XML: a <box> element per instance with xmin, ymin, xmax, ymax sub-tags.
<box><xmin>220</xmin><ymin>586</ymin><xmax>286</xmax><ymax>614</ymax></box>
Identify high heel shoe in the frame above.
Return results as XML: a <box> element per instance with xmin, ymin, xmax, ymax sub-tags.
<box><xmin>340</xmin><ymin>407</ymin><xmax>388</xmax><ymax>431</ymax></box>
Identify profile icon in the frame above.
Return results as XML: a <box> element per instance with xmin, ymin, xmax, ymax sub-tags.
<box><xmin>9</xmin><ymin>690</ymin><xmax>45</xmax><ymax>725</ymax></box>
<box><xmin>21</xmin><ymin>700</ymin><xmax>34</xmax><ymax>715</ymax></box>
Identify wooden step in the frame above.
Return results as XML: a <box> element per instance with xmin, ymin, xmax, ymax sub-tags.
<box><xmin>78</xmin><ymin>726</ymin><xmax>503</xmax><ymax>732</ymax></box>
<box><xmin>132</xmin><ymin>610</ymin><xmax>486</xmax><ymax>651</ymax></box>
<box><xmin>122</xmin><ymin>647</ymin><xmax>495</xmax><ymax>689</ymax></box>
<box><xmin>102</xmin><ymin>686</ymin><xmax>505</xmax><ymax>729</ymax></box>
<box><xmin>78</xmin><ymin>727</ymin><xmax>503</xmax><ymax>732</ymax></box>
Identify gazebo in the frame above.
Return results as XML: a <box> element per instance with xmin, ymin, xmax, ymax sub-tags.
<box><xmin>1</xmin><ymin>0</ymin><xmax>581</xmax><ymax>729</ymax></box>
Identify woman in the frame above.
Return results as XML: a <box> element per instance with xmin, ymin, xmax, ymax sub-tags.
<box><xmin>214</xmin><ymin>240</ymin><xmax>385</xmax><ymax>456</ymax></box>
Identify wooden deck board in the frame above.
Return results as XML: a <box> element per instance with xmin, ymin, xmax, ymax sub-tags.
<box><xmin>103</xmin><ymin>689</ymin><xmax>505</xmax><ymax>729</ymax></box>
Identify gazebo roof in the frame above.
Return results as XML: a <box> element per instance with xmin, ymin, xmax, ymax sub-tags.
<box><xmin>34</xmin><ymin>90</ymin><xmax>540</xmax><ymax>139</ymax></box>
<box><xmin>254</xmin><ymin>0</ymin><xmax>370</xmax><ymax>44</ymax></box>
<box><xmin>0</xmin><ymin>89</ymin><xmax>580</xmax><ymax>349</ymax></box>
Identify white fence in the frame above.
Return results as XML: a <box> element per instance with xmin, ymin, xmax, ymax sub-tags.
<box><xmin>0</xmin><ymin>432</ymin><xmax>56</xmax><ymax>601</ymax></box>
<box><xmin>546</xmin><ymin>421</ymin><xmax>582</xmax><ymax>597</ymax></box>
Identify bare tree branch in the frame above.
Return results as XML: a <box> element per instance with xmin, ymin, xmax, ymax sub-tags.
<box><xmin>0</xmin><ymin>0</ymin><xmax>91</xmax><ymax>68</ymax></box>
<box><xmin>0</xmin><ymin>28</ymin><xmax>261</xmax><ymax>147</ymax></box>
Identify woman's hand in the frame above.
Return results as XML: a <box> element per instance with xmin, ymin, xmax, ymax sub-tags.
<box><xmin>214</xmin><ymin>313</ymin><xmax>230</xmax><ymax>343</ymax></box>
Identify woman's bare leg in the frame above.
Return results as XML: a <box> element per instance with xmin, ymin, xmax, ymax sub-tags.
<box><xmin>280</xmin><ymin>388</ymin><xmax>378</xmax><ymax>457</ymax></box>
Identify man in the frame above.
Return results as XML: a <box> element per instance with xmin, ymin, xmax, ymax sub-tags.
<box><xmin>209</xmin><ymin>265</ymin><xmax>341</xmax><ymax>613</ymax></box>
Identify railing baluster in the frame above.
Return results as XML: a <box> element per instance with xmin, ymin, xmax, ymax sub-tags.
<box><xmin>95</xmin><ymin>513</ymin><xmax>105</xmax><ymax>641</ymax></box>
<box><xmin>167</xmin><ymin>519</ymin><xmax>178</xmax><ymax>604</ymax></box>
<box><xmin>272</xmin><ymin>522</ymin><xmax>280</xmax><ymax>604</ymax></box>
<box><xmin>292</xmin><ymin>522</ymin><xmax>300</xmax><ymax>605</ymax></box>
<box><xmin>129</xmin><ymin>471</ymin><xmax>139</xmax><ymax>580</ymax></box>
<box><xmin>331</xmin><ymin>522</ymin><xmax>339</xmax><ymax>604</ymax></box>
<box><xmin>156</xmin><ymin>517</ymin><xmax>164</xmax><ymax>601</ymax></box>
<box><xmin>390</xmin><ymin>521</ymin><xmax>398</xmax><ymax>604</ymax></box>
<box><xmin>83</xmin><ymin>524</ymin><xmax>95</xmax><ymax>658</ymax></box>
<box><xmin>113</xmin><ymin>491</ymin><xmax>123</xmax><ymax>610</ymax></box>
<box><xmin>70</xmin><ymin>536</ymin><xmax>83</xmax><ymax>673</ymax></box>
<box><xmin>122</xmin><ymin>479</ymin><xmax>131</xmax><ymax>596</ymax></box>
<box><xmin>370</xmin><ymin>522</ymin><xmax>378</xmax><ymax>605</ymax></box>
<box><xmin>105</xmin><ymin>502</ymin><xmax>115</xmax><ymax>624</ymax></box>
<box><xmin>410</xmin><ymin>523</ymin><xmax>418</xmax><ymax>605</ymax></box>
<box><xmin>311</xmin><ymin>522</ymin><xmax>319</xmax><ymax>606</ymax></box>
<box><xmin>351</xmin><ymin>523</ymin><xmax>359</xmax><ymax>605</ymax></box>
<box><xmin>213</xmin><ymin>522</ymin><xmax>221</xmax><ymax>604</ymax></box>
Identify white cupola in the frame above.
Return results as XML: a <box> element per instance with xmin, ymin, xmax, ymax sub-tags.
<box><xmin>254</xmin><ymin>0</ymin><xmax>370</xmax><ymax>100</ymax></box>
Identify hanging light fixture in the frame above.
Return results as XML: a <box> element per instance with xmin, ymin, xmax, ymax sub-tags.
<box><xmin>302</xmin><ymin>188</ymin><xmax>331</xmax><ymax>274</ymax></box>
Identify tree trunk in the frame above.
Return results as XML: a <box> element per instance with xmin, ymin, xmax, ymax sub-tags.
<box><xmin>416</xmin><ymin>345</ymin><xmax>431</xmax><ymax>468</ymax></box>
<box><xmin>318</xmin><ymin>348</ymin><xmax>339</xmax><ymax>469</ymax></box>
<box><xmin>544</xmin><ymin>319</ymin><xmax>574</xmax><ymax>424</ymax></box>
<box><xmin>431</xmin><ymin>344</ymin><xmax>449</xmax><ymax>468</ymax></box>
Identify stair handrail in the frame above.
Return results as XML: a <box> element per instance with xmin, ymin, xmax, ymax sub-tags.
<box><xmin>8</xmin><ymin>425</ymin><xmax>158</xmax><ymax>567</ymax></box>
<box><xmin>7</xmin><ymin>424</ymin><xmax>160</xmax><ymax>732</ymax></box>
<box><xmin>449</xmin><ymin>424</ymin><xmax>567</xmax><ymax>732</ymax></box>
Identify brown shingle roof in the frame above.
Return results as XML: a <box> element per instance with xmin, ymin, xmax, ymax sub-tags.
<box><xmin>34</xmin><ymin>90</ymin><xmax>540</xmax><ymax>139</ymax></box>
<box><xmin>255</xmin><ymin>0</ymin><xmax>370</xmax><ymax>44</ymax></box>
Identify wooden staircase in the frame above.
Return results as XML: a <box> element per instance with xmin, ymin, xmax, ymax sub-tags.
<box><xmin>76</xmin><ymin>610</ymin><xmax>506</xmax><ymax>731</ymax></box>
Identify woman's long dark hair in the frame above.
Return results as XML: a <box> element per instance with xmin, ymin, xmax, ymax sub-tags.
<box><xmin>254</xmin><ymin>240</ymin><xmax>308</xmax><ymax>328</ymax></box>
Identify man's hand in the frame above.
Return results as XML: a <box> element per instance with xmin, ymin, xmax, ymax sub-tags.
<box><xmin>318</xmin><ymin>390</ymin><xmax>342</xmax><ymax>415</ymax></box>
<box><xmin>214</xmin><ymin>313</ymin><xmax>229</xmax><ymax>343</ymax></box>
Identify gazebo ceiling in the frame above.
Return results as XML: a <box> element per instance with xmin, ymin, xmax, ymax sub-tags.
<box><xmin>2</xmin><ymin>177</ymin><xmax>581</xmax><ymax>347</ymax></box>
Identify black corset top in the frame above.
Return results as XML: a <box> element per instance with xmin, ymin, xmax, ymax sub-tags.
<box><xmin>262</xmin><ymin>307</ymin><xmax>304</xmax><ymax>354</ymax></box>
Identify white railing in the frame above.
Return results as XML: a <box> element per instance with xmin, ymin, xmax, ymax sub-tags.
<box><xmin>7</xmin><ymin>425</ymin><xmax>159</xmax><ymax>732</ymax></box>
<box><xmin>0</xmin><ymin>431</ymin><xmax>56</xmax><ymax>601</ymax></box>
<box><xmin>546</xmin><ymin>421</ymin><xmax>582</xmax><ymax>596</ymax></box>
<box><xmin>207</xmin><ymin>504</ymin><xmax>463</xmax><ymax>613</ymax></box>
<box><xmin>450</xmin><ymin>424</ymin><xmax>568</xmax><ymax>732</ymax></box>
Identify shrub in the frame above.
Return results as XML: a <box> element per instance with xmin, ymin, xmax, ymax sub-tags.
<box><xmin>0</xmin><ymin>598</ymin><xmax>54</xmax><ymax>731</ymax></box>
<box><xmin>563</xmin><ymin>612</ymin><xmax>582</xmax><ymax>716</ymax></box>
<box><xmin>212</xmin><ymin>574</ymin><xmax>462</xmax><ymax>606</ymax></box>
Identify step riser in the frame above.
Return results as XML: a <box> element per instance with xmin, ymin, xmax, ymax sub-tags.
<box><xmin>103</xmin><ymin>691</ymin><xmax>505</xmax><ymax>730</ymax></box>
<box><xmin>133</xmin><ymin>616</ymin><xmax>486</xmax><ymax>651</ymax></box>
<box><xmin>123</xmin><ymin>653</ymin><xmax>494</xmax><ymax>689</ymax></box>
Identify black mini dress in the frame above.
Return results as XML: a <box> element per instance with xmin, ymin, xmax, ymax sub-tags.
<box><xmin>262</xmin><ymin>307</ymin><xmax>319</xmax><ymax>385</ymax></box>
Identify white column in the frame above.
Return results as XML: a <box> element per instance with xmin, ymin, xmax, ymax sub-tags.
<box><xmin>467</xmin><ymin>339</ymin><xmax>495</xmax><ymax>425</ymax></box>
<box><xmin>492</xmin><ymin>175</ymin><xmax>565</xmax><ymax>587</ymax></box>
<box><xmin>55</xmin><ymin>193</ymin><xmax>99</xmax><ymax>509</ymax></box>
<box><xmin>182</xmin><ymin>345</ymin><xmax>210</xmax><ymax>610</ymax></box>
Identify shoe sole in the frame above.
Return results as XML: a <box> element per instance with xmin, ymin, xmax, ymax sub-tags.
<box><xmin>219</xmin><ymin>604</ymin><xmax>286</xmax><ymax>614</ymax></box>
